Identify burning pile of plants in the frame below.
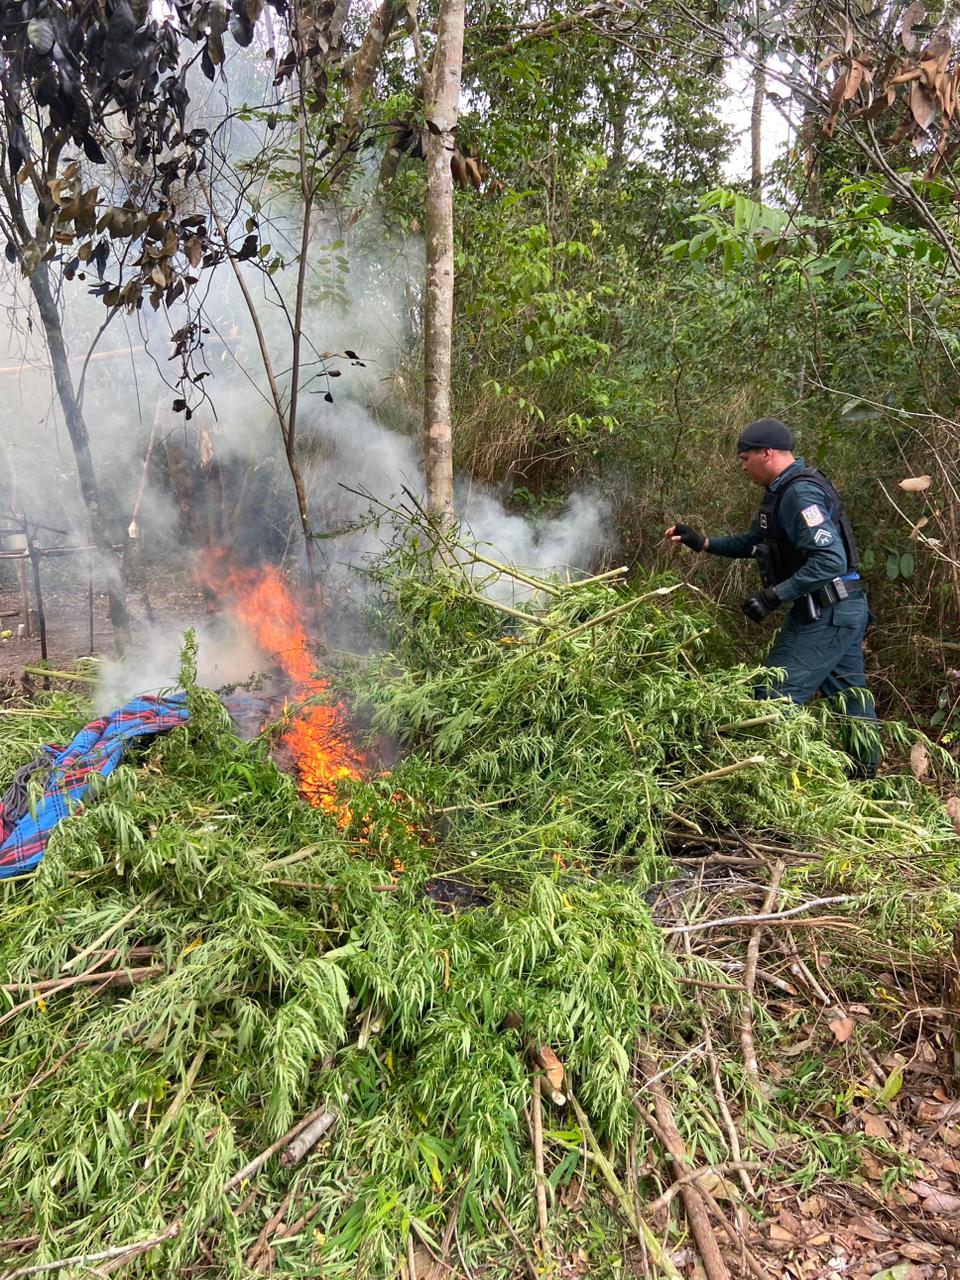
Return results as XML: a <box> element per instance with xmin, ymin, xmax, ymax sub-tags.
<box><xmin>2</xmin><ymin>527</ymin><xmax>960</xmax><ymax>1280</ymax></box>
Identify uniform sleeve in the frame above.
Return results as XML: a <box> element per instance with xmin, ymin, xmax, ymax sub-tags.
<box><xmin>773</xmin><ymin>481</ymin><xmax>849</xmax><ymax>603</ymax></box>
<box><xmin>705</xmin><ymin>516</ymin><xmax>762</xmax><ymax>559</ymax></box>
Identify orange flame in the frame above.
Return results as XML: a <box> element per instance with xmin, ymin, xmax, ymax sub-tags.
<box><xmin>218</xmin><ymin>562</ymin><xmax>362</xmax><ymax>814</ymax></box>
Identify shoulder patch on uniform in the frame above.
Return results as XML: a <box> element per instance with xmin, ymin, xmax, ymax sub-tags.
<box><xmin>813</xmin><ymin>528</ymin><xmax>833</xmax><ymax>546</ymax></box>
<box><xmin>801</xmin><ymin>504</ymin><xmax>825</xmax><ymax>527</ymax></box>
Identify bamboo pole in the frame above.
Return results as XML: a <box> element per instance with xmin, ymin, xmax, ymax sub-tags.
<box><xmin>23</xmin><ymin>666</ymin><xmax>98</xmax><ymax>684</ymax></box>
<box><xmin>676</xmin><ymin>756</ymin><xmax>766</xmax><ymax>788</ymax></box>
<box><xmin>466</xmin><ymin>551</ymin><xmax>560</xmax><ymax>596</ymax></box>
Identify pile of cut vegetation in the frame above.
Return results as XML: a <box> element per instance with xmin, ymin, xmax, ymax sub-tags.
<box><xmin>1</xmin><ymin>535</ymin><xmax>959</xmax><ymax>1280</ymax></box>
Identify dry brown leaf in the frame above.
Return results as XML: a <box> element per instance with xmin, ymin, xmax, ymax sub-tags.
<box><xmin>844</xmin><ymin>61</ymin><xmax>866</xmax><ymax>100</ymax></box>
<box><xmin>864</xmin><ymin>1112</ymin><xmax>893</xmax><ymax>1140</ymax></box>
<box><xmin>770</xmin><ymin>1222</ymin><xmax>797</xmax><ymax>1243</ymax></box>
<box><xmin>920</xmin><ymin>1188</ymin><xmax>960</xmax><ymax>1213</ymax></box>
<box><xmin>902</xmin><ymin>0</ymin><xmax>926</xmax><ymax>52</ymax></box>
<box><xmin>910</xmin><ymin>81</ymin><xmax>937</xmax><ymax>130</ymax></box>
<box><xmin>450</xmin><ymin>152</ymin><xmax>468</xmax><ymax>189</ymax></box>
<box><xmin>910</xmin><ymin>1178</ymin><xmax>941</xmax><ymax>1197</ymax></box>
<box><xmin>899</xmin><ymin>474</ymin><xmax>933</xmax><ymax>491</ymax></box>
<box><xmin>909</xmin><ymin>515</ymin><xmax>930</xmax><ymax>539</ymax></box>
<box><xmin>185</xmin><ymin>235</ymin><xmax>204</xmax><ymax>269</ymax></box>
<box><xmin>782</xmin><ymin>1036</ymin><xmax>816</xmax><ymax>1057</ymax></box>
<box><xmin>921</xmin><ymin>27</ymin><xmax>952</xmax><ymax>72</ymax></box>
<box><xmin>534</xmin><ymin>1044</ymin><xmax>564</xmax><ymax>1093</ymax></box>
<box><xmin>800</xmin><ymin>1194</ymin><xmax>826</xmax><ymax>1217</ymax></box>
<box><xmin>945</xmin><ymin>796</ymin><xmax>960</xmax><ymax>836</ymax></box>
<box><xmin>899</xmin><ymin>1240</ymin><xmax>941</xmax><ymax>1262</ymax></box>
<box><xmin>696</xmin><ymin>1171</ymin><xmax>739</xmax><ymax>1201</ymax></box>
<box><xmin>830</xmin><ymin>69</ymin><xmax>851</xmax><ymax>116</ymax></box>
<box><xmin>851</xmin><ymin>1215</ymin><xmax>892</xmax><ymax>1242</ymax></box>
<box><xmin>464</xmin><ymin>157</ymin><xmax>484</xmax><ymax>190</ymax></box>
<box><xmin>779</xmin><ymin>1207</ymin><xmax>804</xmax><ymax>1236</ymax></box>
<box><xmin>909</xmin><ymin>741</ymin><xmax>931</xmax><ymax>781</ymax></box>
<box><xmin>830</xmin><ymin>1015</ymin><xmax>856</xmax><ymax>1043</ymax></box>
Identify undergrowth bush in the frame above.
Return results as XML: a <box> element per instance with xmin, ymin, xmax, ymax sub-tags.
<box><xmin>1</xmin><ymin>550</ymin><xmax>958</xmax><ymax>1276</ymax></box>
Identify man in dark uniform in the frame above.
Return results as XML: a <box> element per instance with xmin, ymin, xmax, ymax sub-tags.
<box><xmin>664</xmin><ymin>417</ymin><xmax>880</xmax><ymax>775</ymax></box>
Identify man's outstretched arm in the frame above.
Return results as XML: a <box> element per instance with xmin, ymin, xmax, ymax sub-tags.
<box><xmin>702</xmin><ymin>515</ymin><xmax>762</xmax><ymax>559</ymax></box>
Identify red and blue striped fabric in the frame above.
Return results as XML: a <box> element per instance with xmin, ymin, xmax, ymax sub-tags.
<box><xmin>0</xmin><ymin>694</ymin><xmax>190</xmax><ymax>879</ymax></box>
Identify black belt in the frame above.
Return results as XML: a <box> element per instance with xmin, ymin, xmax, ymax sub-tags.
<box><xmin>810</xmin><ymin>580</ymin><xmax>863</xmax><ymax>609</ymax></box>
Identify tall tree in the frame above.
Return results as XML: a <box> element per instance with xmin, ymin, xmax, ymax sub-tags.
<box><xmin>750</xmin><ymin>0</ymin><xmax>765</xmax><ymax>198</ymax></box>
<box><xmin>423</xmin><ymin>0</ymin><xmax>466</xmax><ymax>529</ymax></box>
<box><xmin>0</xmin><ymin>0</ymin><xmax>286</xmax><ymax>642</ymax></box>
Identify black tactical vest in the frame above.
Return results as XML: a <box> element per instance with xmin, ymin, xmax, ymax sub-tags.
<box><xmin>756</xmin><ymin>467</ymin><xmax>859</xmax><ymax>587</ymax></box>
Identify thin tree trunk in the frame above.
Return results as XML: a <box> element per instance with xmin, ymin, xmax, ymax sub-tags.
<box><xmin>422</xmin><ymin>0</ymin><xmax>465</xmax><ymax>531</ymax></box>
<box><xmin>28</xmin><ymin>263</ymin><xmax>129</xmax><ymax>643</ymax></box>
<box><xmin>286</xmin><ymin>68</ymin><xmax>322</xmax><ymax>592</ymax></box>
<box><xmin>750</xmin><ymin>57</ymin><xmax>764</xmax><ymax>198</ymax></box>
<box><xmin>344</xmin><ymin>0</ymin><xmax>403</xmax><ymax>133</ymax></box>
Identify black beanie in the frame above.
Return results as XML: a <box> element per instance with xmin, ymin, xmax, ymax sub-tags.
<box><xmin>736</xmin><ymin>418</ymin><xmax>794</xmax><ymax>452</ymax></box>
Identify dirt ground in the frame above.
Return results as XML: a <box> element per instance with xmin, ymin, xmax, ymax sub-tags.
<box><xmin>0</xmin><ymin>566</ymin><xmax>210</xmax><ymax>683</ymax></box>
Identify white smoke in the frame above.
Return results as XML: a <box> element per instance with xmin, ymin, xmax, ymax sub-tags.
<box><xmin>0</xmin><ymin>41</ymin><xmax>615</xmax><ymax>705</ymax></box>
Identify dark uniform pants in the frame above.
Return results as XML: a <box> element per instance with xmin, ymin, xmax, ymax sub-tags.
<box><xmin>755</xmin><ymin>596</ymin><xmax>880</xmax><ymax>768</ymax></box>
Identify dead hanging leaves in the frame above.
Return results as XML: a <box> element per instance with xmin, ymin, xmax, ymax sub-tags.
<box><xmin>821</xmin><ymin>4</ymin><xmax>960</xmax><ymax>176</ymax></box>
<box><xmin>451</xmin><ymin>150</ymin><xmax>486</xmax><ymax>191</ymax></box>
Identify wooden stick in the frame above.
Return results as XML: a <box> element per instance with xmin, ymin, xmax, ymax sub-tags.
<box><xmin>697</xmin><ymin>1184</ymin><xmax>774</xmax><ymax>1280</ymax></box>
<box><xmin>466</xmin><ymin>551</ymin><xmax>560</xmax><ymax>596</ymax></box>
<box><xmin>664</xmin><ymin>809</ymin><xmax>703</xmax><ymax>834</ymax></box>
<box><xmin>644</xmin><ymin>1162</ymin><xmax>762</xmax><ymax>1214</ymax></box>
<box><xmin>223</xmin><ymin>1106</ymin><xmax>331</xmax><ymax>1193</ymax></box>
<box><xmin>531</xmin><ymin>1072</ymin><xmax>550</xmax><ymax>1257</ymax></box>
<box><xmin>0</xmin><ymin>1238</ymin><xmax>40</xmax><ymax>1255</ymax></box>
<box><xmin>1</xmin><ymin>1218</ymin><xmax>183</xmax><ymax>1279</ymax></box>
<box><xmin>246</xmin><ymin>1188</ymin><xmax>295</xmax><ymax>1271</ymax></box>
<box><xmin>714</xmin><ymin>713</ymin><xmax>781</xmax><ymax>734</ymax></box>
<box><xmin>406</xmin><ymin>1230</ymin><xmax>419</xmax><ymax>1280</ymax></box>
<box><xmin>741</xmin><ymin>862</ymin><xmax>784</xmax><ymax>1079</ymax></box>
<box><xmin>0</xmin><ymin>709</ymin><xmax>81</xmax><ymax>719</ymax></box>
<box><xmin>562</xmin><ymin>565</ymin><xmax>629</xmax><ymax>589</ymax></box>
<box><xmin>568</xmin><ymin>1093</ymin><xmax>684</xmax><ymax>1280</ymax></box>
<box><xmin>702</xmin><ymin>1023</ymin><xmax>755</xmax><ymax>1198</ymax></box>
<box><xmin>710</xmin><ymin>960</ymin><xmax>797</xmax><ymax>996</ymax></box>
<box><xmin>636</xmin><ymin>1056</ymin><xmax>731</xmax><ymax>1280</ymax></box>
<box><xmin>664</xmin><ymin>896</ymin><xmax>854</xmax><ymax>937</ymax></box>
<box><xmin>62</xmin><ymin>900</ymin><xmax>150</xmax><ymax>972</ymax></box>
<box><xmin>676</xmin><ymin>756</ymin><xmax>766</xmax><ymax>788</ymax></box>
<box><xmin>266</xmin><ymin>1201</ymin><xmax>323</xmax><ymax>1248</ymax></box>
<box><xmin>0</xmin><ymin>965</ymin><xmax>164</xmax><ymax>1010</ymax></box>
<box><xmin>663</xmin><ymin>832</ymin><xmax>820</xmax><ymax>860</ymax></box>
<box><xmin>490</xmin><ymin>1192</ymin><xmax>537</xmax><ymax>1280</ymax></box>
<box><xmin>543</xmin><ymin>585</ymin><xmax>683</xmax><ymax>646</ymax></box>
<box><xmin>279</xmin><ymin>1109</ymin><xmax>336</xmax><ymax>1166</ymax></box>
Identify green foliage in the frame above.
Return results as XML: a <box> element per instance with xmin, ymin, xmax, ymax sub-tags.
<box><xmin>1</xmin><ymin>566</ymin><xmax>959</xmax><ymax>1273</ymax></box>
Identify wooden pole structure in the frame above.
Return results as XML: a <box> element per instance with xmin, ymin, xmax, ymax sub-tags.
<box><xmin>23</xmin><ymin>518</ymin><xmax>48</xmax><ymax>681</ymax></box>
<box><xmin>88</xmin><ymin>554</ymin><xmax>95</xmax><ymax>655</ymax></box>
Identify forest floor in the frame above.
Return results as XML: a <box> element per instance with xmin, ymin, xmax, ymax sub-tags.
<box><xmin>0</xmin><ymin>572</ymin><xmax>208</xmax><ymax>681</ymax></box>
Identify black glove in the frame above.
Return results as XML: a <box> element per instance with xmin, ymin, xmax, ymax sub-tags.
<box><xmin>671</xmin><ymin>523</ymin><xmax>706</xmax><ymax>552</ymax></box>
<box><xmin>741</xmin><ymin>586</ymin><xmax>780</xmax><ymax>624</ymax></box>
